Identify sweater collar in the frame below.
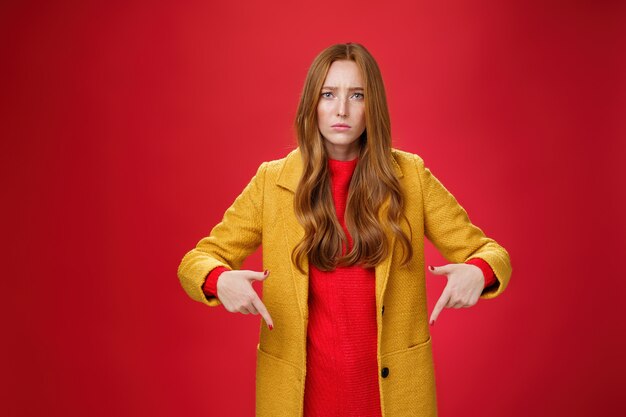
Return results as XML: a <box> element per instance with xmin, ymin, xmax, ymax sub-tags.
<box><xmin>328</xmin><ymin>156</ymin><xmax>359</xmax><ymax>180</ymax></box>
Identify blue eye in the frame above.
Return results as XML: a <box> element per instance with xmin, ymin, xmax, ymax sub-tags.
<box><xmin>352</xmin><ymin>92</ymin><xmax>364</xmax><ymax>99</ymax></box>
<box><xmin>321</xmin><ymin>92</ymin><xmax>333</xmax><ymax>98</ymax></box>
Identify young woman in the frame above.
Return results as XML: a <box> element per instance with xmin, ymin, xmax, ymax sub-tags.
<box><xmin>178</xmin><ymin>42</ymin><xmax>512</xmax><ymax>417</ymax></box>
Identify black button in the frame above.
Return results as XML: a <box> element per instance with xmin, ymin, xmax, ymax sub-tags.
<box><xmin>381</xmin><ymin>305</ymin><xmax>385</xmax><ymax>316</ymax></box>
<box><xmin>381</xmin><ymin>367</ymin><xmax>389</xmax><ymax>378</ymax></box>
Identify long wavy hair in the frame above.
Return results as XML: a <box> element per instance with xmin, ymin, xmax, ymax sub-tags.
<box><xmin>291</xmin><ymin>42</ymin><xmax>413</xmax><ymax>273</ymax></box>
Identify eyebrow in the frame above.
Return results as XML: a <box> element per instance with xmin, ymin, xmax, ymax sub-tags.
<box><xmin>321</xmin><ymin>86</ymin><xmax>364</xmax><ymax>91</ymax></box>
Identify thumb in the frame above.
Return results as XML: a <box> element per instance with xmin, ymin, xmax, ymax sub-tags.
<box><xmin>427</xmin><ymin>264</ymin><xmax>451</xmax><ymax>275</ymax></box>
<box><xmin>249</xmin><ymin>269</ymin><xmax>270</xmax><ymax>281</ymax></box>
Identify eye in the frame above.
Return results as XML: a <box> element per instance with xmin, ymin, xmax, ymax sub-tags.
<box><xmin>321</xmin><ymin>91</ymin><xmax>333</xmax><ymax>98</ymax></box>
<box><xmin>352</xmin><ymin>92</ymin><xmax>364</xmax><ymax>99</ymax></box>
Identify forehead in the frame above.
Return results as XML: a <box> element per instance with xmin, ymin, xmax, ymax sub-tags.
<box><xmin>323</xmin><ymin>60</ymin><xmax>364</xmax><ymax>86</ymax></box>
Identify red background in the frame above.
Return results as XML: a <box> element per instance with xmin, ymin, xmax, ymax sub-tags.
<box><xmin>2</xmin><ymin>1</ymin><xmax>625</xmax><ymax>416</ymax></box>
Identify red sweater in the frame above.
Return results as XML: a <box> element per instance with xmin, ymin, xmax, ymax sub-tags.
<box><xmin>203</xmin><ymin>158</ymin><xmax>495</xmax><ymax>416</ymax></box>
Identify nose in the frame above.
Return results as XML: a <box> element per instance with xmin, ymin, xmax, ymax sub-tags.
<box><xmin>337</xmin><ymin>97</ymin><xmax>348</xmax><ymax>117</ymax></box>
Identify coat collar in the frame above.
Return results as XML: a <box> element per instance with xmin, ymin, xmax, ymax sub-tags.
<box><xmin>276</xmin><ymin>147</ymin><xmax>404</xmax><ymax>193</ymax></box>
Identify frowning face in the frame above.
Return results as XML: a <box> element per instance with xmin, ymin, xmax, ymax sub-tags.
<box><xmin>317</xmin><ymin>60</ymin><xmax>366</xmax><ymax>161</ymax></box>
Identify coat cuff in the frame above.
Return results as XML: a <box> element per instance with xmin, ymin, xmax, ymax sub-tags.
<box><xmin>465</xmin><ymin>258</ymin><xmax>496</xmax><ymax>288</ymax></box>
<box><xmin>202</xmin><ymin>266</ymin><xmax>231</xmax><ymax>298</ymax></box>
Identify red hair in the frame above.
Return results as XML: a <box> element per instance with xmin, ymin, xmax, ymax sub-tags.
<box><xmin>292</xmin><ymin>43</ymin><xmax>413</xmax><ymax>273</ymax></box>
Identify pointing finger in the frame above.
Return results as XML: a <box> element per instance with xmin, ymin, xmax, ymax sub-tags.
<box><xmin>430</xmin><ymin>287</ymin><xmax>450</xmax><ymax>325</ymax></box>
<box><xmin>252</xmin><ymin>295</ymin><xmax>274</xmax><ymax>330</ymax></box>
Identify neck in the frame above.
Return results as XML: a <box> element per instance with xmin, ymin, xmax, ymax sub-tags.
<box><xmin>324</xmin><ymin>141</ymin><xmax>360</xmax><ymax>161</ymax></box>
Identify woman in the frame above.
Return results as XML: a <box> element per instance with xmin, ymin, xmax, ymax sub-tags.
<box><xmin>177</xmin><ymin>43</ymin><xmax>512</xmax><ymax>417</ymax></box>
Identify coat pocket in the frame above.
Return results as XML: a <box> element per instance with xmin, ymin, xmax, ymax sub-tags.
<box><xmin>379</xmin><ymin>336</ymin><xmax>438</xmax><ymax>417</ymax></box>
<box><xmin>255</xmin><ymin>344</ymin><xmax>303</xmax><ymax>417</ymax></box>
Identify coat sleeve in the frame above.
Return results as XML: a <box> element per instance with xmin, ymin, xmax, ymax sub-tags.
<box><xmin>414</xmin><ymin>155</ymin><xmax>512</xmax><ymax>299</ymax></box>
<box><xmin>177</xmin><ymin>162</ymin><xmax>268</xmax><ymax>307</ymax></box>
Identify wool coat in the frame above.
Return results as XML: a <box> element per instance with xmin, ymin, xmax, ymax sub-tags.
<box><xmin>177</xmin><ymin>147</ymin><xmax>512</xmax><ymax>417</ymax></box>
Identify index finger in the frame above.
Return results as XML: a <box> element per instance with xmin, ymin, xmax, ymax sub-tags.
<box><xmin>430</xmin><ymin>288</ymin><xmax>450</xmax><ymax>325</ymax></box>
<box><xmin>251</xmin><ymin>295</ymin><xmax>274</xmax><ymax>330</ymax></box>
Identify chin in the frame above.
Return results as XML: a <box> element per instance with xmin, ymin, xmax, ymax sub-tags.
<box><xmin>329</xmin><ymin>138</ymin><xmax>359</xmax><ymax>145</ymax></box>
<box><xmin>323</xmin><ymin>134</ymin><xmax>361</xmax><ymax>146</ymax></box>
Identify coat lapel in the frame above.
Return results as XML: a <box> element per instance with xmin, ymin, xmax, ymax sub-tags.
<box><xmin>276</xmin><ymin>149</ymin><xmax>309</xmax><ymax>320</ymax></box>
<box><xmin>275</xmin><ymin>147</ymin><xmax>404</xmax><ymax>321</ymax></box>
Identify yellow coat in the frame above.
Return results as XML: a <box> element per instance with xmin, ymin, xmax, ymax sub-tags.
<box><xmin>178</xmin><ymin>147</ymin><xmax>512</xmax><ymax>417</ymax></box>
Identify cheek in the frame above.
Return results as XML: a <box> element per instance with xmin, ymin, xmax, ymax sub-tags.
<box><xmin>317</xmin><ymin>105</ymin><xmax>332</xmax><ymax>125</ymax></box>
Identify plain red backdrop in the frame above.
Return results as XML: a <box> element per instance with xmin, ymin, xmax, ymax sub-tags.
<box><xmin>2</xmin><ymin>1</ymin><xmax>625</xmax><ymax>416</ymax></box>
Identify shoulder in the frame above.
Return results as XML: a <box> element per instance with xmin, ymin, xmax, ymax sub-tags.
<box><xmin>246</xmin><ymin>147</ymin><xmax>300</xmax><ymax>191</ymax></box>
<box><xmin>391</xmin><ymin>147</ymin><xmax>426</xmax><ymax>174</ymax></box>
<box><xmin>264</xmin><ymin>147</ymin><xmax>298</xmax><ymax>171</ymax></box>
<box><xmin>244</xmin><ymin>148</ymin><xmax>297</xmax><ymax>173</ymax></box>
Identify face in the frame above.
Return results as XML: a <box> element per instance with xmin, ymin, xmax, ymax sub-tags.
<box><xmin>317</xmin><ymin>60</ymin><xmax>366</xmax><ymax>161</ymax></box>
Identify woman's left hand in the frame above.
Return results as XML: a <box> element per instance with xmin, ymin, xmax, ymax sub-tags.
<box><xmin>428</xmin><ymin>263</ymin><xmax>484</xmax><ymax>326</ymax></box>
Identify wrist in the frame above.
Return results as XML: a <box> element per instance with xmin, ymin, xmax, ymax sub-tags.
<box><xmin>203</xmin><ymin>266</ymin><xmax>231</xmax><ymax>297</ymax></box>
<box><xmin>464</xmin><ymin>258</ymin><xmax>496</xmax><ymax>288</ymax></box>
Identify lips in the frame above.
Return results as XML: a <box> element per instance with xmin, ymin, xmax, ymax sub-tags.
<box><xmin>331</xmin><ymin>123</ymin><xmax>350</xmax><ymax>128</ymax></box>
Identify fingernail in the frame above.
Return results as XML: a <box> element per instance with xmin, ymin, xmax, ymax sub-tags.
<box><xmin>268</xmin><ymin>324</ymin><xmax>274</xmax><ymax>331</ymax></box>
<box><xmin>430</xmin><ymin>320</ymin><xmax>435</xmax><ymax>326</ymax></box>
<box><xmin>428</xmin><ymin>265</ymin><xmax>434</xmax><ymax>271</ymax></box>
<box><xmin>264</xmin><ymin>269</ymin><xmax>269</xmax><ymax>276</ymax></box>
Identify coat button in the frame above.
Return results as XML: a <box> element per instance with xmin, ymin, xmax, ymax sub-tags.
<box><xmin>381</xmin><ymin>367</ymin><xmax>389</xmax><ymax>378</ymax></box>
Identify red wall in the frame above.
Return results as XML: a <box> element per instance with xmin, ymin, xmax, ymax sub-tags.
<box><xmin>3</xmin><ymin>1</ymin><xmax>625</xmax><ymax>416</ymax></box>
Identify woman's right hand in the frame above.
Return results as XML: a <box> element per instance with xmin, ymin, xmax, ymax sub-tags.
<box><xmin>216</xmin><ymin>269</ymin><xmax>274</xmax><ymax>330</ymax></box>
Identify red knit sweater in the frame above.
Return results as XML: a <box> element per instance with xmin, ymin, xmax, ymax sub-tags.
<box><xmin>202</xmin><ymin>157</ymin><xmax>495</xmax><ymax>416</ymax></box>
